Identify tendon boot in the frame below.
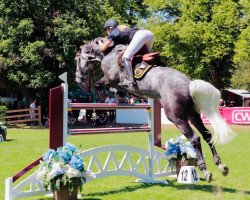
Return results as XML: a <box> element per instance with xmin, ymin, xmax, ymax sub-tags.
<box><xmin>119</xmin><ymin>58</ymin><xmax>135</xmax><ymax>87</ymax></box>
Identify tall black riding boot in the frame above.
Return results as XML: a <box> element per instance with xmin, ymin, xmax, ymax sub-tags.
<box><xmin>120</xmin><ymin>58</ymin><xmax>135</xmax><ymax>87</ymax></box>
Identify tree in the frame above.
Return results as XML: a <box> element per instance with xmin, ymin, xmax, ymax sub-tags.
<box><xmin>144</xmin><ymin>0</ymin><xmax>242</xmax><ymax>89</ymax></box>
<box><xmin>0</xmin><ymin>0</ymin><xmax>148</xmax><ymax>102</ymax></box>
<box><xmin>231</xmin><ymin>62</ymin><xmax>250</xmax><ymax>90</ymax></box>
<box><xmin>232</xmin><ymin>0</ymin><xmax>250</xmax><ymax>90</ymax></box>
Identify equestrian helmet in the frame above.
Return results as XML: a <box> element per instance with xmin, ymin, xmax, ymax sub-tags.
<box><xmin>103</xmin><ymin>19</ymin><xmax>118</xmax><ymax>30</ymax></box>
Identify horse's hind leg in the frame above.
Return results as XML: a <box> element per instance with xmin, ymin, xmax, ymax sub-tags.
<box><xmin>189</xmin><ymin>111</ymin><xmax>229</xmax><ymax>176</ymax></box>
<box><xmin>173</xmin><ymin>119</ymin><xmax>213</xmax><ymax>182</ymax></box>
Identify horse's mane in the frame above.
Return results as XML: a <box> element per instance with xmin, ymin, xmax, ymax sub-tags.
<box><xmin>113</xmin><ymin>44</ymin><xmax>127</xmax><ymax>52</ymax></box>
<box><xmin>82</xmin><ymin>37</ymin><xmax>127</xmax><ymax>57</ymax></box>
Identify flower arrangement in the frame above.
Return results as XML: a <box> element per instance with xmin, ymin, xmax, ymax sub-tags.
<box><xmin>36</xmin><ymin>143</ymin><xmax>95</xmax><ymax>194</ymax></box>
<box><xmin>165</xmin><ymin>135</ymin><xmax>197</xmax><ymax>161</ymax></box>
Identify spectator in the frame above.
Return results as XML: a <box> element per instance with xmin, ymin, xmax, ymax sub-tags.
<box><xmin>29</xmin><ymin>99</ymin><xmax>36</xmax><ymax>125</ymax></box>
<box><xmin>219</xmin><ymin>98</ymin><xmax>226</xmax><ymax>107</ymax></box>
<box><xmin>130</xmin><ymin>96</ymin><xmax>136</xmax><ymax>104</ymax></box>
<box><xmin>105</xmin><ymin>92</ymin><xmax>118</xmax><ymax>103</ymax></box>
<box><xmin>140</xmin><ymin>99</ymin><xmax>148</xmax><ymax>104</ymax></box>
<box><xmin>78</xmin><ymin>109</ymin><xmax>87</xmax><ymax>125</ymax></box>
<box><xmin>105</xmin><ymin>92</ymin><xmax>117</xmax><ymax>123</ymax></box>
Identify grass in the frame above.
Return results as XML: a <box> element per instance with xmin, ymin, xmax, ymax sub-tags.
<box><xmin>1</xmin><ymin>125</ymin><xmax>250</xmax><ymax>200</ymax></box>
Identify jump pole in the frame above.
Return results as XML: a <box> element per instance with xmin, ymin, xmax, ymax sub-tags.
<box><xmin>50</xmin><ymin>72</ymin><xmax>162</xmax><ymax>150</ymax></box>
<box><xmin>53</xmin><ymin>73</ymin><xmax>166</xmax><ymax>184</ymax></box>
<box><xmin>49</xmin><ymin>72</ymin><xmax>68</xmax><ymax>149</ymax></box>
<box><xmin>4</xmin><ymin>74</ymin><xmax>166</xmax><ymax>200</ymax></box>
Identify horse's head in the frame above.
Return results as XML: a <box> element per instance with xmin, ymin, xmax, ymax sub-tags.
<box><xmin>75</xmin><ymin>38</ymin><xmax>104</xmax><ymax>90</ymax></box>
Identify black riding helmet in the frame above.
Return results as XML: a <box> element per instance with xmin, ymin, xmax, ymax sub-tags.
<box><xmin>103</xmin><ymin>19</ymin><xmax>119</xmax><ymax>30</ymax></box>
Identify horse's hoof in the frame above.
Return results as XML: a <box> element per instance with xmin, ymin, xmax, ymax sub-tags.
<box><xmin>203</xmin><ymin>171</ymin><xmax>212</xmax><ymax>182</ymax></box>
<box><xmin>219</xmin><ymin>164</ymin><xmax>229</xmax><ymax>176</ymax></box>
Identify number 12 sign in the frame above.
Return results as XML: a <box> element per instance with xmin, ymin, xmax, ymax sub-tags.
<box><xmin>177</xmin><ymin>166</ymin><xmax>200</xmax><ymax>184</ymax></box>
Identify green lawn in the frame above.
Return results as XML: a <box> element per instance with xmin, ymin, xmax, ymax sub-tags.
<box><xmin>1</xmin><ymin>125</ymin><xmax>250</xmax><ymax>200</ymax></box>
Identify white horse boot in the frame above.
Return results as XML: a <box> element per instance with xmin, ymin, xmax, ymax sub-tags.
<box><xmin>119</xmin><ymin>58</ymin><xmax>135</xmax><ymax>87</ymax></box>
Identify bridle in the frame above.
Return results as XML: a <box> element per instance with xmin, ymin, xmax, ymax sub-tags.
<box><xmin>76</xmin><ymin>43</ymin><xmax>102</xmax><ymax>95</ymax></box>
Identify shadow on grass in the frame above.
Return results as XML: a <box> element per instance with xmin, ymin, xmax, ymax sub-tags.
<box><xmin>4</xmin><ymin>139</ymin><xmax>15</xmax><ymax>142</ymax></box>
<box><xmin>38</xmin><ymin>198</ymin><xmax>101</xmax><ymax>200</ymax></box>
<box><xmin>7</xmin><ymin>124</ymin><xmax>47</xmax><ymax>129</ymax></box>
<box><xmin>38</xmin><ymin>196</ymin><xmax>101</xmax><ymax>200</ymax></box>
<box><xmin>166</xmin><ymin>179</ymin><xmax>250</xmax><ymax>195</ymax></box>
<box><xmin>85</xmin><ymin>183</ymin><xmax>156</xmax><ymax>197</ymax></box>
<box><xmin>84</xmin><ymin>179</ymin><xmax>250</xmax><ymax>198</ymax></box>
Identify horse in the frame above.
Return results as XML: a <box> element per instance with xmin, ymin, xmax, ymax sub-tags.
<box><xmin>75</xmin><ymin>38</ymin><xmax>235</xmax><ymax>182</ymax></box>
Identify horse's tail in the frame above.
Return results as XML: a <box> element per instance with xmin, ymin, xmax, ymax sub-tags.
<box><xmin>189</xmin><ymin>80</ymin><xmax>235</xmax><ymax>145</ymax></box>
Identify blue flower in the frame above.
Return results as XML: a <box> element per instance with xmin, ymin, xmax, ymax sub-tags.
<box><xmin>166</xmin><ymin>142</ymin><xmax>179</xmax><ymax>157</ymax></box>
<box><xmin>65</xmin><ymin>143</ymin><xmax>77</xmax><ymax>154</ymax></box>
<box><xmin>165</xmin><ymin>136</ymin><xmax>199</xmax><ymax>160</ymax></box>
<box><xmin>70</xmin><ymin>155</ymin><xmax>84</xmax><ymax>171</ymax></box>
<box><xmin>43</xmin><ymin>149</ymin><xmax>55</xmax><ymax>161</ymax></box>
<box><xmin>57</xmin><ymin>147</ymin><xmax>73</xmax><ymax>163</ymax></box>
<box><xmin>179</xmin><ymin>140</ymin><xmax>187</xmax><ymax>154</ymax></box>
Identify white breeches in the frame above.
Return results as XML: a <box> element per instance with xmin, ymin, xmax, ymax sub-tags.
<box><xmin>122</xmin><ymin>30</ymin><xmax>154</xmax><ymax>60</ymax></box>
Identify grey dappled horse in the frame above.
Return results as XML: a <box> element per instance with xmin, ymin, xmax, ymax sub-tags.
<box><xmin>75</xmin><ymin>38</ymin><xmax>235</xmax><ymax>182</ymax></box>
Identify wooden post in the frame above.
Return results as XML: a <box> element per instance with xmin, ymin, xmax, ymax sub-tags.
<box><xmin>37</xmin><ymin>106</ymin><xmax>42</xmax><ymax>126</ymax></box>
<box><xmin>153</xmin><ymin>100</ymin><xmax>162</xmax><ymax>148</ymax></box>
<box><xmin>49</xmin><ymin>86</ymin><xmax>64</xmax><ymax>150</ymax></box>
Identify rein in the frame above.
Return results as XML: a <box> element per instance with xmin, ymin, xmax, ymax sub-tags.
<box><xmin>78</xmin><ymin>44</ymin><xmax>101</xmax><ymax>96</ymax></box>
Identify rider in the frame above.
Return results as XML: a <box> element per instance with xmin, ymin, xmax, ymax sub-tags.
<box><xmin>98</xmin><ymin>19</ymin><xmax>154</xmax><ymax>87</ymax></box>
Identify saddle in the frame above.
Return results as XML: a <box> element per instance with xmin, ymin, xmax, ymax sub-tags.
<box><xmin>117</xmin><ymin>51</ymin><xmax>161</xmax><ymax>80</ymax></box>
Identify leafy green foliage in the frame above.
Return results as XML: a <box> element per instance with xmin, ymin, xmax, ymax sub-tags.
<box><xmin>232</xmin><ymin>0</ymin><xmax>250</xmax><ymax>90</ymax></box>
<box><xmin>0</xmin><ymin>105</ymin><xmax>7</xmax><ymax>122</ymax></box>
<box><xmin>0</xmin><ymin>0</ymin><xmax>249</xmax><ymax>96</ymax></box>
<box><xmin>0</xmin><ymin>0</ymin><xmax>148</xmax><ymax>101</ymax></box>
<box><xmin>231</xmin><ymin>61</ymin><xmax>250</xmax><ymax>90</ymax></box>
<box><xmin>145</xmin><ymin>0</ymin><xmax>242</xmax><ymax>88</ymax></box>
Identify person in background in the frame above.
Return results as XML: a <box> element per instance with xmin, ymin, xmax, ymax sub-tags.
<box><xmin>29</xmin><ymin>99</ymin><xmax>36</xmax><ymax>125</ymax></box>
<box><xmin>98</xmin><ymin>19</ymin><xmax>154</xmax><ymax>87</ymax></box>
<box><xmin>130</xmin><ymin>96</ymin><xmax>136</xmax><ymax>104</ymax></box>
<box><xmin>105</xmin><ymin>92</ymin><xmax>118</xmax><ymax>103</ymax></box>
<box><xmin>105</xmin><ymin>92</ymin><xmax>117</xmax><ymax>123</ymax></box>
<box><xmin>219</xmin><ymin>98</ymin><xmax>226</xmax><ymax>107</ymax></box>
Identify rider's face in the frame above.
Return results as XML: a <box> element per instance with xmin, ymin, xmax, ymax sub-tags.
<box><xmin>106</xmin><ymin>27</ymin><xmax>112</xmax><ymax>36</ymax></box>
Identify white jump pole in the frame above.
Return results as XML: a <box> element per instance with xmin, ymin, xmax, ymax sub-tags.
<box><xmin>136</xmin><ymin>99</ymin><xmax>167</xmax><ymax>184</ymax></box>
<box><xmin>59</xmin><ymin>72</ymin><xmax>68</xmax><ymax>146</ymax></box>
<box><xmin>5</xmin><ymin>178</ymin><xmax>13</xmax><ymax>200</ymax></box>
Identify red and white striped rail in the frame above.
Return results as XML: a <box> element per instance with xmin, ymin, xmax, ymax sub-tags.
<box><xmin>70</xmin><ymin>102</ymin><xmax>151</xmax><ymax>110</ymax></box>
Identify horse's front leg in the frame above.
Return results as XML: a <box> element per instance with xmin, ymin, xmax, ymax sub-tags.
<box><xmin>95</xmin><ymin>76</ymin><xmax>112</xmax><ymax>90</ymax></box>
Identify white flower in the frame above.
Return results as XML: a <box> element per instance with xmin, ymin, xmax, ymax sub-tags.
<box><xmin>64</xmin><ymin>164</ymin><xmax>82</xmax><ymax>178</ymax></box>
<box><xmin>36</xmin><ymin>167</ymin><xmax>47</xmax><ymax>180</ymax></box>
<box><xmin>169</xmin><ymin>138</ymin><xmax>175</xmax><ymax>144</ymax></box>
<box><xmin>48</xmin><ymin>163</ymin><xmax>65</xmax><ymax>180</ymax></box>
<box><xmin>186</xmin><ymin>147</ymin><xmax>197</xmax><ymax>159</ymax></box>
